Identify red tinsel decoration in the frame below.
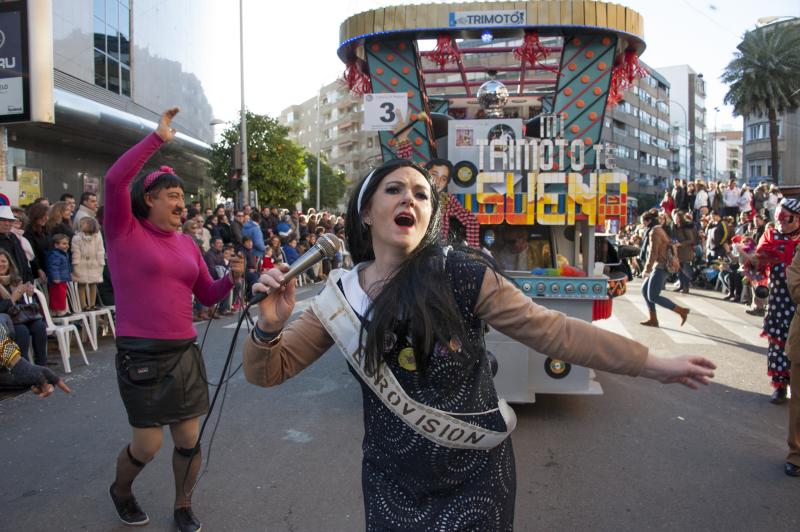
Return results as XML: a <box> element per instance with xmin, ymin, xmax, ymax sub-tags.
<box><xmin>342</xmin><ymin>57</ymin><xmax>372</xmax><ymax>95</ymax></box>
<box><xmin>606</xmin><ymin>48</ymin><xmax>648</xmax><ymax>107</ymax></box>
<box><xmin>429</xmin><ymin>34</ymin><xmax>461</xmax><ymax>69</ymax></box>
<box><xmin>513</xmin><ymin>31</ymin><xmax>549</xmax><ymax>69</ymax></box>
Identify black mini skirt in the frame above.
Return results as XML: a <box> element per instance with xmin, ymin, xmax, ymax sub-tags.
<box><xmin>115</xmin><ymin>337</ymin><xmax>209</xmax><ymax>428</ymax></box>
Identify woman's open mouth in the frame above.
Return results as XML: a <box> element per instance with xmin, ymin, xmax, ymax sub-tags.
<box><xmin>394</xmin><ymin>213</ymin><xmax>415</xmax><ymax>228</ymax></box>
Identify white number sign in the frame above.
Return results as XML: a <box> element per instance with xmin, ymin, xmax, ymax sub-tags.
<box><xmin>363</xmin><ymin>93</ymin><xmax>409</xmax><ymax>132</ymax></box>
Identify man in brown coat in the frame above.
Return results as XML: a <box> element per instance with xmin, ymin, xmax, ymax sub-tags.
<box><xmin>784</xmin><ymin>247</ymin><xmax>800</xmax><ymax>475</ymax></box>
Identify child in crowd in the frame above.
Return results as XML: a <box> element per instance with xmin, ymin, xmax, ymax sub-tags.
<box><xmin>72</xmin><ymin>217</ymin><xmax>105</xmax><ymax>310</ymax></box>
<box><xmin>46</xmin><ymin>234</ymin><xmax>71</xmax><ymax>316</ymax></box>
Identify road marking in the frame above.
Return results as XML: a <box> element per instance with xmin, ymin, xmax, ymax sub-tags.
<box><xmin>592</xmin><ymin>312</ymin><xmax>633</xmax><ymax>339</ymax></box>
<box><xmin>620</xmin><ymin>293</ymin><xmax>716</xmax><ymax>345</ymax></box>
<box><xmin>672</xmin><ymin>294</ymin><xmax>763</xmax><ymax>346</ymax></box>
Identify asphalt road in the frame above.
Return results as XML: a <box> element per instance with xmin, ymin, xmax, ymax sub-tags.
<box><xmin>2</xmin><ymin>280</ymin><xmax>800</xmax><ymax>531</ymax></box>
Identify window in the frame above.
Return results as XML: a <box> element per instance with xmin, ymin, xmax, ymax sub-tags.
<box><xmin>93</xmin><ymin>0</ymin><xmax>131</xmax><ymax>96</ymax></box>
<box><xmin>747</xmin><ymin>122</ymin><xmax>781</xmax><ymax>141</ymax></box>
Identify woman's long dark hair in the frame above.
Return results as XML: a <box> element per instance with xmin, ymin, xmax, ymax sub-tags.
<box><xmin>345</xmin><ymin>158</ymin><xmax>494</xmax><ymax>377</ymax></box>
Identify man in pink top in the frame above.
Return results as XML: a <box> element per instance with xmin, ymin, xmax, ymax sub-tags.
<box><xmin>106</xmin><ymin>108</ymin><xmax>243</xmax><ymax>532</ymax></box>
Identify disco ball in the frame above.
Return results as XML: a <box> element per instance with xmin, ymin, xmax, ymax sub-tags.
<box><xmin>477</xmin><ymin>79</ymin><xmax>509</xmax><ymax>118</ymax></box>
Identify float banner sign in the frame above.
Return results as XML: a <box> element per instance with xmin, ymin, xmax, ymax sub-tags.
<box><xmin>449</xmin><ymin>10</ymin><xmax>526</xmax><ymax>28</ymax></box>
<box><xmin>363</xmin><ymin>93</ymin><xmax>408</xmax><ymax>132</ymax></box>
<box><xmin>0</xmin><ymin>1</ymin><xmax>28</xmax><ymax>122</ymax></box>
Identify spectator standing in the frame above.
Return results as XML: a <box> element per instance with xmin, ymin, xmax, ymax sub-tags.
<box><xmin>753</xmin><ymin>182</ymin><xmax>769</xmax><ymax>217</ymax></box>
<box><xmin>242</xmin><ymin>212</ymin><xmax>265</xmax><ymax>261</ymax></box>
<box><xmin>705</xmin><ymin>211</ymin><xmax>728</xmax><ymax>260</ymax></box>
<box><xmin>671</xmin><ymin>178</ymin><xmax>687</xmax><ymax>212</ymax></box>
<box><xmin>673</xmin><ymin>210</ymin><xmax>696</xmax><ymax>294</ymax></box>
<box><xmin>660</xmin><ymin>191</ymin><xmax>675</xmax><ymax>217</ymax></box>
<box><xmin>23</xmin><ymin>202</ymin><xmax>50</xmax><ymax>283</ymax></box>
<box><xmin>685</xmin><ymin>182</ymin><xmax>697</xmax><ymax>217</ymax></box>
<box><xmin>10</xmin><ymin>208</ymin><xmax>35</xmax><ymax>267</ymax></box>
<box><xmin>73</xmin><ymin>192</ymin><xmax>98</xmax><ymax>227</ymax></box>
<box><xmin>45</xmin><ymin>234</ymin><xmax>71</xmax><ymax>317</ymax></box>
<box><xmin>0</xmin><ymin>206</ymin><xmax>34</xmax><ymax>282</ymax></box>
<box><xmin>60</xmin><ymin>193</ymin><xmax>76</xmax><ymax>219</ymax></box>
<box><xmin>739</xmin><ymin>184</ymin><xmax>754</xmax><ymax>220</ymax></box>
<box><xmin>72</xmin><ymin>217</ymin><xmax>105</xmax><ymax>310</ymax></box>
<box><xmin>722</xmin><ymin>179</ymin><xmax>741</xmax><ymax>218</ymax></box>
<box><xmin>230</xmin><ymin>210</ymin><xmax>245</xmax><ymax>247</ymax></box>
<box><xmin>709</xmin><ymin>180</ymin><xmax>723</xmax><ymax>213</ymax></box>
<box><xmin>694</xmin><ymin>182</ymin><xmax>709</xmax><ymax>219</ymax></box>
<box><xmin>276</xmin><ymin>215</ymin><xmax>292</xmax><ymax>238</ymax></box>
<box><xmin>216</xmin><ymin>214</ymin><xmax>233</xmax><ymax>245</ymax></box>
<box><xmin>767</xmin><ymin>185</ymin><xmax>782</xmax><ymax>221</ymax></box>
<box><xmin>47</xmin><ymin>201</ymin><xmax>75</xmax><ymax>244</ymax></box>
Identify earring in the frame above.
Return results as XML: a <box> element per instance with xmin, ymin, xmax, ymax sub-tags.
<box><xmin>363</xmin><ymin>217</ymin><xmax>371</xmax><ymax>226</ymax></box>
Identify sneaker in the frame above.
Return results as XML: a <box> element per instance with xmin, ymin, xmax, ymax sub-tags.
<box><xmin>746</xmin><ymin>308</ymin><xmax>765</xmax><ymax>317</ymax></box>
<box><xmin>109</xmin><ymin>483</ymin><xmax>149</xmax><ymax>526</ymax></box>
<box><xmin>174</xmin><ymin>507</ymin><xmax>202</xmax><ymax>532</ymax></box>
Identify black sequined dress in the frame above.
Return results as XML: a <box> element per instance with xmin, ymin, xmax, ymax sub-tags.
<box><xmin>339</xmin><ymin>254</ymin><xmax>515</xmax><ymax>531</ymax></box>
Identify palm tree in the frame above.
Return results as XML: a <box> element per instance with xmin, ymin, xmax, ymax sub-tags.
<box><xmin>722</xmin><ymin>21</ymin><xmax>800</xmax><ymax>185</ymax></box>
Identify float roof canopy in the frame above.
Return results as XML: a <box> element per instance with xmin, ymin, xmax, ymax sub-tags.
<box><xmin>338</xmin><ymin>0</ymin><xmax>645</xmax><ymax>60</ymax></box>
<box><xmin>338</xmin><ymin>1</ymin><xmax>645</xmax><ymax>99</ymax></box>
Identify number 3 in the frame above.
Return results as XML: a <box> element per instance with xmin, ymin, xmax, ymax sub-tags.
<box><xmin>379</xmin><ymin>102</ymin><xmax>396</xmax><ymax>123</ymax></box>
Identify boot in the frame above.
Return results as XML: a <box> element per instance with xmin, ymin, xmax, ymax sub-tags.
<box><xmin>640</xmin><ymin>310</ymin><xmax>659</xmax><ymax>327</ymax></box>
<box><xmin>673</xmin><ymin>305</ymin><xmax>690</xmax><ymax>326</ymax></box>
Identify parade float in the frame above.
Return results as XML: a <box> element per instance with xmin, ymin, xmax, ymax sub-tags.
<box><xmin>338</xmin><ymin>0</ymin><xmax>643</xmax><ymax>402</ymax></box>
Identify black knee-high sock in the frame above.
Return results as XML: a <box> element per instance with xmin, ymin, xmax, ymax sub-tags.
<box><xmin>172</xmin><ymin>445</ymin><xmax>201</xmax><ymax>509</ymax></box>
<box><xmin>113</xmin><ymin>445</ymin><xmax>146</xmax><ymax>498</ymax></box>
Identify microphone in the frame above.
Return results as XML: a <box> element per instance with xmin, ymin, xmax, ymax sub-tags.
<box><xmin>249</xmin><ymin>233</ymin><xmax>341</xmax><ymax>305</ymax></box>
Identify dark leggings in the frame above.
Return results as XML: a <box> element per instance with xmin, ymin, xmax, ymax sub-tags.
<box><xmin>15</xmin><ymin>319</ymin><xmax>48</xmax><ymax>366</ymax></box>
<box><xmin>642</xmin><ymin>268</ymin><xmax>677</xmax><ymax>314</ymax></box>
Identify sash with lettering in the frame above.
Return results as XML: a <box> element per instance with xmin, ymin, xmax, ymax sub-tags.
<box><xmin>312</xmin><ymin>269</ymin><xmax>517</xmax><ymax>450</ymax></box>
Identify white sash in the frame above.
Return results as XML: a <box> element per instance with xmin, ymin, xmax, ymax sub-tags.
<box><xmin>311</xmin><ymin>269</ymin><xmax>516</xmax><ymax>450</ymax></box>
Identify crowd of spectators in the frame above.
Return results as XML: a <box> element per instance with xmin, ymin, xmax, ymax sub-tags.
<box><xmin>0</xmin><ymin>189</ymin><xmax>348</xmax><ymax>389</ymax></box>
<box><xmin>617</xmin><ymin>177</ymin><xmax>780</xmax><ymax>316</ymax></box>
<box><xmin>178</xmin><ymin>202</ymin><xmax>348</xmax><ymax>320</ymax></box>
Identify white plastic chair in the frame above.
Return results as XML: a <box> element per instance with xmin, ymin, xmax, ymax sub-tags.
<box><xmin>47</xmin><ymin>286</ymin><xmax>96</xmax><ymax>351</ymax></box>
<box><xmin>68</xmin><ymin>282</ymin><xmax>115</xmax><ymax>348</ymax></box>
<box><xmin>33</xmin><ymin>288</ymin><xmax>88</xmax><ymax>374</ymax></box>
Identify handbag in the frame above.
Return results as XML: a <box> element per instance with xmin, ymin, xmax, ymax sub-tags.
<box><xmin>665</xmin><ymin>243</ymin><xmax>681</xmax><ymax>274</ymax></box>
<box><xmin>9</xmin><ymin>301</ymin><xmax>43</xmax><ymax>325</ymax></box>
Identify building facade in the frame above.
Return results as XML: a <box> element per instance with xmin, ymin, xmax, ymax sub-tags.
<box><xmin>707</xmin><ymin>129</ymin><xmax>743</xmax><ymax>182</ymax></box>
<box><xmin>656</xmin><ymin>64</ymin><xmax>708</xmax><ymax>183</ymax></box>
<box><xmin>279</xmin><ymin>80</ymin><xmax>381</xmax><ymax>184</ymax></box>
<box><xmin>2</xmin><ymin>0</ymin><xmax>222</xmax><ymax>207</ymax></box>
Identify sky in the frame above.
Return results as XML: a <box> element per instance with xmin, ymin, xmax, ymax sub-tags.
<box><xmin>199</xmin><ymin>0</ymin><xmax>800</xmax><ymax>132</ymax></box>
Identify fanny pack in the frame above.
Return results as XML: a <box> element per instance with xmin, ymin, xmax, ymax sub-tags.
<box><xmin>311</xmin><ymin>269</ymin><xmax>516</xmax><ymax>450</ymax></box>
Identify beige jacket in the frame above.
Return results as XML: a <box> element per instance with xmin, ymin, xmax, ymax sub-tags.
<box><xmin>785</xmin><ymin>250</ymin><xmax>800</xmax><ymax>362</ymax></box>
<box><xmin>243</xmin><ymin>269</ymin><xmax>649</xmax><ymax>388</ymax></box>
<box><xmin>71</xmin><ymin>232</ymin><xmax>105</xmax><ymax>283</ymax></box>
<box><xmin>645</xmin><ymin>225</ymin><xmax>671</xmax><ymax>275</ymax></box>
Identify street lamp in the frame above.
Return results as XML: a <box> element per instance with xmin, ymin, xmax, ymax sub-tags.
<box><xmin>657</xmin><ymin>98</ymin><xmax>689</xmax><ymax>182</ymax></box>
<box><xmin>712</xmin><ymin>106</ymin><xmax>719</xmax><ymax>181</ymax></box>
<box><xmin>238</xmin><ymin>0</ymin><xmax>249</xmax><ymax>208</ymax></box>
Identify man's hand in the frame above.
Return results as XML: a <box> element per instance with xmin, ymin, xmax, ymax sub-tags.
<box><xmin>156</xmin><ymin>108</ymin><xmax>179</xmax><ymax>143</ymax></box>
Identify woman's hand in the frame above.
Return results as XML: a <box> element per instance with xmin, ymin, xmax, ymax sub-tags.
<box><xmin>252</xmin><ymin>267</ymin><xmax>296</xmax><ymax>333</ymax></box>
<box><xmin>641</xmin><ymin>354</ymin><xmax>716</xmax><ymax>389</ymax></box>
<box><xmin>10</xmin><ymin>284</ymin><xmax>23</xmax><ymax>303</ymax></box>
<box><xmin>156</xmin><ymin>108</ymin><xmax>179</xmax><ymax>142</ymax></box>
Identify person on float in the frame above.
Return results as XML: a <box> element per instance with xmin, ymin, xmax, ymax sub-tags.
<box><xmin>756</xmin><ymin>198</ymin><xmax>800</xmax><ymax>404</ymax></box>
<box><xmin>104</xmin><ymin>108</ymin><xmax>243</xmax><ymax>532</ymax></box>
<box><xmin>424</xmin><ymin>158</ymin><xmax>480</xmax><ymax>247</ymax></box>
<box><xmin>242</xmin><ymin>158</ymin><xmax>715</xmax><ymax>531</ymax></box>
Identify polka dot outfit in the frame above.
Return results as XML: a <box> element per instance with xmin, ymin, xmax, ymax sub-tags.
<box><xmin>762</xmin><ymin>233</ymin><xmax>795</xmax><ymax>389</ymax></box>
<box><xmin>342</xmin><ymin>253</ymin><xmax>515</xmax><ymax>531</ymax></box>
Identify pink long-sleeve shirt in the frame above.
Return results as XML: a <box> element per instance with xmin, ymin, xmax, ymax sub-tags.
<box><xmin>104</xmin><ymin>133</ymin><xmax>232</xmax><ymax>339</ymax></box>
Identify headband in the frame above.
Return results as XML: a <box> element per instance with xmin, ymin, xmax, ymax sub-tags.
<box><xmin>357</xmin><ymin>168</ymin><xmax>378</xmax><ymax>214</ymax></box>
<box><xmin>143</xmin><ymin>165</ymin><xmax>177</xmax><ymax>190</ymax></box>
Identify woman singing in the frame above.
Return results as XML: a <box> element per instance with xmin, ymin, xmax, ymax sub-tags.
<box><xmin>242</xmin><ymin>158</ymin><xmax>715</xmax><ymax>531</ymax></box>
<box><xmin>105</xmin><ymin>108</ymin><xmax>242</xmax><ymax>532</ymax></box>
